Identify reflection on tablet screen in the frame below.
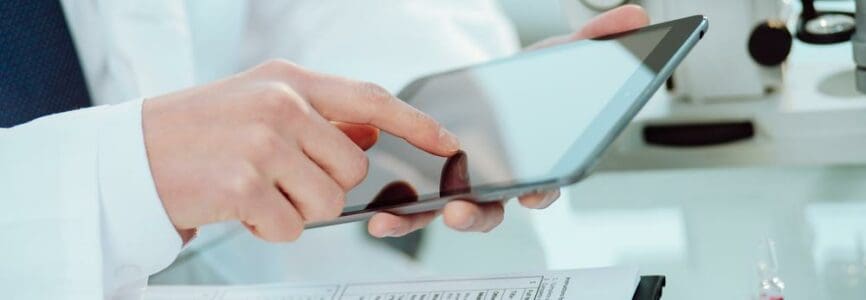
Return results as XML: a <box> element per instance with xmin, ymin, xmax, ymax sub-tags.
<box><xmin>344</xmin><ymin>27</ymin><xmax>672</xmax><ymax>211</ymax></box>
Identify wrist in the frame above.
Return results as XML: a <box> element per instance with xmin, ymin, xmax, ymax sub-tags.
<box><xmin>97</xmin><ymin>99</ymin><xmax>185</xmax><ymax>282</ymax></box>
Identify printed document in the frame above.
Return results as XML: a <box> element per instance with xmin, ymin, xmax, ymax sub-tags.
<box><xmin>144</xmin><ymin>266</ymin><xmax>639</xmax><ymax>300</ymax></box>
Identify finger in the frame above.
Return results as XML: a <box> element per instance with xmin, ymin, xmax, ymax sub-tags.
<box><xmin>366</xmin><ymin>181</ymin><xmax>418</xmax><ymax>210</ymax></box>
<box><xmin>366</xmin><ymin>181</ymin><xmax>432</xmax><ymax>238</ymax></box>
<box><xmin>297</xmin><ymin>112</ymin><xmax>370</xmax><ymax>190</ymax></box>
<box><xmin>332</xmin><ymin>122</ymin><xmax>379</xmax><ymax>151</ymax></box>
<box><xmin>285</xmin><ymin>70</ymin><xmax>460</xmax><ymax>157</ymax></box>
<box><xmin>241</xmin><ymin>187</ymin><xmax>305</xmax><ymax>242</ymax></box>
<box><xmin>572</xmin><ymin>4</ymin><xmax>650</xmax><ymax>40</ymax></box>
<box><xmin>252</xmin><ymin>84</ymin><xmax>369</xmax><ymax>190</ymax></box>
<box><xmin>525</xmin><ymin>35</ymin><xmax>575</xmax><ymax>51</ymax></box>
<box><xmin>442</xmin><ymin>200</ymin><xmax>505</xmax><ymax>232</ymax></box>
<box><xmin>275</xmin><ymin>146</ymin><xmax>347</xmax><ymax>222</ymax></box>
<box><xmin>368</xmin><ymin>211</ymin><xmax>438</xmax><ymax>238</ymax></box>
<box><xmin>527</xmin><ymin>5</ymin><xmax>650</xmax><ymax>50</ymax></box>
<box><xmin>440</xmin><ymin>150</ymin><xmax>470</xmax><ymax>196</ymax></box>
<box><xmin>518</xmin><ymin>189</ymin><xmax>561</xmax><ymax>209</ymax></box>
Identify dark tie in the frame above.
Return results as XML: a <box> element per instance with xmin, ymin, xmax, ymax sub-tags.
<box><xmin>0</xmin><ymin>0</ymin><xmax>92</xmax><ymax>128</ymax></box>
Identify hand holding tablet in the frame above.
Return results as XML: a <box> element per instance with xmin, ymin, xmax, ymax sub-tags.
<box><xmin>313</xmin><ymin>15</ymin><xmax>709</xmax><ymax>229</ymax></box>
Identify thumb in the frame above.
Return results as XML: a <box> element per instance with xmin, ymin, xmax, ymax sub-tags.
<box><xmin>572</xmin><ymin>4</ymin><xmax>650</xmax><ymax>40</ymax></box>
<box><xmin>526</xmin><ymin>5</ymin><xmax>650</xmax><ymax>51</ymax></box>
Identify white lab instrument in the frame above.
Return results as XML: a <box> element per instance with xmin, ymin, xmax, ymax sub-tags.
<box><xmin>554</xmin><ymin>0</ymin><xmax>866</xmax><ymax>170</ymax></box>
<box><xmin>562</xmin><ymin>0</ymin><xmax>792</xmax><ymax>102</ymax></box>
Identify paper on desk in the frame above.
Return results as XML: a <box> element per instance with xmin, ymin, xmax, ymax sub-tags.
<box><xmin>143</xmin><ymin>266</ymin><xmax>639</xmax><ymax>300</ymax></box>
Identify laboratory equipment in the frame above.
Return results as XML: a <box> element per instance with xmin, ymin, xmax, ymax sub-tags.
<box><xmin>557</xmin><ymin>0</ymin><xmax>866</xmax><ymax>170</ymax></box>
<box><xmin>797</xmin><ymin>0</ymin><xmax>856</xmax><ymax>44</ymax></box>
<box><xmin>756</xmin><ymin>239</ymin><xmax>786</xmax><ymax>300</ymax></box>
<box><xmin>854</xmin><ymin>0</ymin><xmax>866</xmax><ymax>92</ymax></box>
<box><xmin>562</xmin><ymin>0</ymin><xmax>793</xmax><ymax>102</ymax></box>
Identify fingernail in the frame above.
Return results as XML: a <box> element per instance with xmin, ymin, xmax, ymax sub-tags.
<box><xmin>458</xmin><ymin>213</ymin><xmax>477</xmax><ymax>230</ymax></box>
<box><xmin>538</xmin><ymin>190</ymin><xmax>561</xmax><ymax>209</ymax></box>
<box><xmin>439</xmin><ymin>127</ymin><xmax>460</xmax><ymax>152</ymax></box>
<box><xmin>384</xmin><ymin>226</ymin><xmax>400</xmax><ymax>238</ymax></box>
<box><xmin>546</xmin><ymin>189</ymin><xmax>560</xmax><ymax>201</ymax></box>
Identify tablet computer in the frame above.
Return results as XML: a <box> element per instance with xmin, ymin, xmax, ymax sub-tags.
<box><xmin>309</xmin><ymin>15</ymin><xmax>708</xmax><ymax>228</ymax></box>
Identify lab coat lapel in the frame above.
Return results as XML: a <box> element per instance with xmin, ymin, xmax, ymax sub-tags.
<box><xmin>104</xmin><ymin>0</ymin><xmax>195</xmax><ymax>97</ymax></box>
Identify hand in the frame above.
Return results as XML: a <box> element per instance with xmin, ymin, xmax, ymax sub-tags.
<box><xmin>366</xmin><ymin>4</ymin><xmax>651</xmax><ymax>238</ymax></box>
<box><xmin>527</xmin><ymin>4</ymin><xmax>651</xmax><ymax>51</ymax></box>
<box><xmin>143</xmin><ymin>59</ymin><xmax>460</xmax><ymax>242</ymax></box>
<box><xmin>363</xmin><ymin>151</ymin><xmax>470</xmax><ymax>215</ymax></box>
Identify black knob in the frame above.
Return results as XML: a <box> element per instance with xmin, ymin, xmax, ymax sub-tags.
<box><xmin>748</xmin><ymin>21</ymin><xmax>793</xmax><ymax>66</ymax></box>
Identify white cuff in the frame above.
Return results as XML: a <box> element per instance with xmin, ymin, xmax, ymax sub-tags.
<box><xmin>96</xmin><ymin>99</ymin><xmax>182</xmax><ymax>292</ymax></box>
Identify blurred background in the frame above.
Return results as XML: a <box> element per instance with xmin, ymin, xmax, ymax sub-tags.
<box><xmin>420</xmin><ymin>1</ymin><xmax>866</xmax><ymax>299</ymax></box>
<box><xmin>153</xmin><ymin>1</ymin><xmax>866</xmax><ymax>299</ymax></box>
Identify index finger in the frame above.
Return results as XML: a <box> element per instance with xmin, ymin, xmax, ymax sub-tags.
<box><xmin>285</xmin><ymin>68</ymin><xmax>460</xmax><ymax>157</ymax></box>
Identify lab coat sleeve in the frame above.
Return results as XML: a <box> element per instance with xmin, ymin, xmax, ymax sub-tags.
<box><xmin>0</xmin><ymin>99</ymin><xmax>182</xmax><ymax>298</ymax></box>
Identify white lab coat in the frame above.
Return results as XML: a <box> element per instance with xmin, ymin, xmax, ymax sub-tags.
<box><xmin>0</xmin><ymin>0</ymin><xmax>520</xmax><ymax>298</ymax></box>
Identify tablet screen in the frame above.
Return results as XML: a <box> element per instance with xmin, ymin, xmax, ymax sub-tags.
<box><xmin>345</xmin><ymin>26</ymin><xmax>673</xmax><ymax>211</ymax></box>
